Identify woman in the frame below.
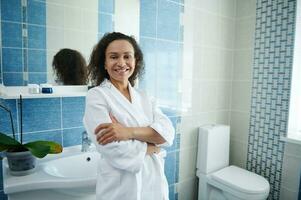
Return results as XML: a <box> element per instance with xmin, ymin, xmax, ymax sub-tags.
<box><xmin>52</xmin><ymin>48</ymin><xmax>87</xmax><ymax>85</ymax></box>
<box><xmin>83</xmin><ymin>32</ymin><xmax>174</xmax><ymax>200</ymax></box>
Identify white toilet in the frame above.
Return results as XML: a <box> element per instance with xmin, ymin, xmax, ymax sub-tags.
<box><xmin>196</xmin><ymin>124</ymin><xmax>270</xmax><ymax>200</ymax></box>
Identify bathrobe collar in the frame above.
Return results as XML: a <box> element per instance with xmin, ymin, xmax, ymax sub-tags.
<box><xmin>100</xmin><ymin>79</ymin><xmax>149</xmax><ymax>126</ymax></box>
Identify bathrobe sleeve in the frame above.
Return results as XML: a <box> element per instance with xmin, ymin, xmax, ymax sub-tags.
<box><xmin>148</xmin><ymin>96</ymin><xmax>175</xmax><ymax>147</ymax></box>
<box><xmin>84</xmin><ymin>89</ymin><xmax>147</xmax><ymax>173</ymax></box>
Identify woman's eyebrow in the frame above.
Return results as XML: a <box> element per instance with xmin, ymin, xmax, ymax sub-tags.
<box><xmin>107</xmin><ymin>51</ymin><xmax>134</xmax><ymax>55</ymax></box>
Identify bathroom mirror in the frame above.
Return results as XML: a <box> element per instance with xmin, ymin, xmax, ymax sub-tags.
<box><xmin>0</xmin><ymin>0</ymin><xmax>140</xmax><ymax>86</ymax></box>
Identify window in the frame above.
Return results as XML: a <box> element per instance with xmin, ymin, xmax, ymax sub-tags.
<box><xmin>287</xmin><ymin>0</ymin><xmax>301</xmax><ymax>142</ymax></box>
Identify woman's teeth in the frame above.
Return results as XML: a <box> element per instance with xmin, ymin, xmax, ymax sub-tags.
<box><xmin>115</xmin><ymin>68</ymin><xmax>128</xmax><ymax>72</ymax></box>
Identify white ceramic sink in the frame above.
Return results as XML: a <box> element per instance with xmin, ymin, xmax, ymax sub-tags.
<box><xmin>44</xmin><ymin>152</ymin><xmax>98</xmax><ymax>178</ymax></box>
<box><xmin>3</xmin><ymin>146</ymin><xmax>100</xmax><ymax>200</ymax></box>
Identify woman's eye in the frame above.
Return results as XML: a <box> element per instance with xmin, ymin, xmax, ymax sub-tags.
<box><xmin>110</xmin><ymin>56</ymin><xmax>117</xmax><ymax>59</ymax></box>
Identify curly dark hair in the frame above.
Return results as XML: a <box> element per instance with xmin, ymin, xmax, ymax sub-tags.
<box><xmin>52</xmin><ymin>48</ymin><xmax>87</xmax><ymax>85</ymax></box>
<box><xmin>88</xmin><ymin>32</ymin><xmax>144</xmax><ymax>86</ymax></box>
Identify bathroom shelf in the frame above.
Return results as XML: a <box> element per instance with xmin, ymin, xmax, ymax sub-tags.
<box><xmin>0</xmin><ymin>85</ymin><xmax>88</xmax><ymax>99</ymax></box>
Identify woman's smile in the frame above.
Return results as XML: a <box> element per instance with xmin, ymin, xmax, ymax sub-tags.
<box><xmin>105</xmin><ymin>39</ymin><xmax>136</xmax><ymax>85</ymax></box>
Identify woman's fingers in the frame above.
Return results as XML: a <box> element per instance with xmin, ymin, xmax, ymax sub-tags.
<box><xmin>100</xmin><ymin>135</ymin><xmax>116</xmax><ymax>145</ymax></box>
<box><xmin>94</xmin><ymin>123</ymin><xmax>111</xmax><ymax>134</ymax></box>
<box><xmin>109</xmin><ymin>113</ymin><xmax>118</xmax><ymax>123</ymax></box>
<box><xmin>97</xmin><ymin>127</ymin><xmax>113</xmax><ymax>142</ymax></box>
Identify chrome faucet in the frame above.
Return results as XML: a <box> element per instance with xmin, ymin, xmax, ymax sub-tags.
<box><xmin>81</xmin><ymin>131</ymin><xmax>92</xmax><ymax>152</ymax></box>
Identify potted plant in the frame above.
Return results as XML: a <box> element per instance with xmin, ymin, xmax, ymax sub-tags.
<box><xmin>0</xmin><ymin>95</ymin><xmax>62</xmax><ymax>176</ymax></box>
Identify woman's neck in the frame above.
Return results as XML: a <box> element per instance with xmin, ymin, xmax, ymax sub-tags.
<box><xmin>109</xmin><ymin>79</ymin><xmax>132</xmax><ymax>102</ymax></box>
<box><xmin>110</xmin><ymin>79</ymin><xmax>128</xmax><ymax>92</ymax></box>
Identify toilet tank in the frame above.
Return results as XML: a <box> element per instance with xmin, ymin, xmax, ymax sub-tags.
<box><xmin>196</xmin><ymin>124</ymin><xmax>230</xmax><ymax>174</ymax></box>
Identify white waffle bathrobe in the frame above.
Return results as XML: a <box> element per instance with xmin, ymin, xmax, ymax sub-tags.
<box><xmin>83</xmin><ymin>79</ymin><xmax>175</xmax><ymax>200</ymax></box>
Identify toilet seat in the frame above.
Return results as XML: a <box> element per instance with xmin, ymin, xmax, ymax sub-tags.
<box><xmin>208</xmin><ymin>166</ymin><xmax>270</xmax><ymax>200</ymax></box>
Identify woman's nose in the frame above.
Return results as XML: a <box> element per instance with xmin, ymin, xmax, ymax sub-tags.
<box><xmin>117</xmin><ymin>58</ymin><xmax>126</xmax><ymax>66</ymax></box>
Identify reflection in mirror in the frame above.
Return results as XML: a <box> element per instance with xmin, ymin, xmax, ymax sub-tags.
<box><xmin>0</xmin><ymin>0</ymin><xmax>139</xmax><ymax>86</ymax></box>
<box><xmin>52</xmin><ymin>48</ymin><xmax>87</xmax><ymax>85</ymax></box>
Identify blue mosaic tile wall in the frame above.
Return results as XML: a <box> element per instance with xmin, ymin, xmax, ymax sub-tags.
<box><xmin>1</xmin><ymin>0</ymin><xmax>47</xmax><ymax>86</ymax></box>
<box><xmin>246</xmin><ymin>0</ymin><xmax>296</xmax><ymax>199</ymax></box>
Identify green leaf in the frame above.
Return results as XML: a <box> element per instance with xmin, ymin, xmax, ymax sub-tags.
<box><xmin>0</xmin><ymin>132</ymin><xmax>22</xmax><ymax>152</ymax></box>
<box><xmin>0</xmin><ymin>133</ymin><xmax>21</xmax><ymax>146</ymax></box>
<box><xmin>24</xmin><ymin>141</ymin><xmax>63</xmax><ymax>158</ymax></box>
<box><xmin>0</xmin><ymin>145</ymin><xmax>9</xmax><ymax>151</ymax></box>
<box><xmin>24</xmin><ymin>142</ymin><xmax>50</xmax><ymax>158</ymax></box>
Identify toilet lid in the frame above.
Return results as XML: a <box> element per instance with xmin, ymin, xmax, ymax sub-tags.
<box><xmin>211</xmin><ymin>165</ymin><xmax>270</xmax><ymax>194</ymax></box>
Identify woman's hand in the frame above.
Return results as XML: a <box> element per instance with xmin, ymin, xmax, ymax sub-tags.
<box><xmin>94</xmin><ymin>114</ymin><xmax>132</xmax><ymax>145</ymax></box>
<box><xmin>146</xmin><ymin>143</ymin><xmax>160</xmax><ymax>155</ymax></box>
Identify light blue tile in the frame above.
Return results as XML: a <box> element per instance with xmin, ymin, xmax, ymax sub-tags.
<box><xmin>0</xmin><ymin>49</ymin><xmax>2</xmax><ymax>83</ymax></box>
<box><xmin>23</xmin><ymin>130</ymin><xmax>62</xmax><ymax>145</ymax></box>
<box><xmin>165</xmin><ymin>132</ymin><xmax>180</xmax><ymax>153</ymax></box>
<box><xmin>22</xmin><ymin>98</ymin><xmax>61</xmax><ymax>132</ymax></box>
<box><xmin>0</xmin><ymin>99</ymin><xmax>18</xmax><ymax>136</ymax></box>
<box><xmin>28</xmin><ymin>73</ymin><xmax>47</xmax><ymax>84</ymax></box>
<box><xmin>140</xmin><ymin>0</ymin><xmax>157</xmax><ymax>38</ymax></box>
<box><xmin>27</xmin><ymin>0</ymin><xmax>46</xmax><ymax>25</ymax></box>
<box><xmin>165</xmin><ymin>116</ymin><xmax>180</xmax><ymax>152</ymax></box>
<box><xmin>156</xmin><ymin>40</ymin><xmax>181</xmax><ymax>79</ymax></box>
<box><xmin>62</xmin><ymin>97</ymin><xmax>85</xmax><ymax>128</ymax></box>
<box><xmin>165</xmin><ymin>151</ymin><xmax>176</xmax><ymax>185</ymax></box>
<box><xmin>139</xmin><ymin>37</ymin><xmax>157</xmax><ymax>96</ymax></box>
<box><xmin>156</xmin><ymin>41</ymin><xmax>181</xmax><ymax>106</ymax></box>
<box><xmin>28</xmin><ymin>49</ymin><xmax>46</xmax><ymax>72</ymax></box>
<box><xmin>169</xmin><ymin>0</ymin><xmax>184</xmax><ymax>3</ymax></box>
<box><xmin>179</xmin><ymin>24</ymin><xmax>184</xmax><ymax>42</ymax></box>
<box><xmin>169</xmin><ymin>185</ymin><xmax>175</xmax><ymax>200</ymax></box>
<box><xmin>175</xmin><ymin>193</ymin><xmax>178</xmax><ymax>200</ymax></box>
<box><xmin>157</xmin><ymin>0</ymin><xmax>180</xmax><ymax>41</ymax></box>
<box><xmin>1</xmin><ymin>0</ymin><xmax>22</xmax><ymax>22</ymax></box>
<box><xmin>2</xmin><ymin>48</ymin><xmax>22</xmax><ymax>72</ymax></box>
<box><xmin>175</xmin><ymin>150</ymin><xmax>179</xmax><ymax>182</ymax></box>
<box><xmin>0</xmin><ymin>99</ymin><xmax>19</xmax><ymax>134</ymax></box>
<box><xmin>98</xmin><ymin>33</ymin><xmax>104</xmax><ymax>40</ymax></box>
<box><xmin>28</xmin><ymin>25</ymin><xmax>46</xmax><ymax>49</ymax></box>
<box><xmin>98</xmin><ymin>13</ymin><xmax>113</xmax><ymax>33</ymax></box>
<box><xmin>160</xmin><ymin>107</ymin><xmax>180</xmax><ymax>117</ymax></box>
<box><xmin>1</xmin><ymin>22</ymin><xmax>22</xmax><ymax>47</ymax></box>
<box><xmin>63</xmin><ymin>127</ymin><xmax>85</xmax><ymax>147</ymax></box>
<box><xmin>99</xmin><ymin>0</ymin><xmax>114</xmax><ymax>14</ymax></box>
<box><xmin>3</xmin><ymin>73</ymin><xmax>24</xmax><ymax>86</ymax></box>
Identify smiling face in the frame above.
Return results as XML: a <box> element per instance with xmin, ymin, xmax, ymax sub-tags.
<box><xmin>105</xmin><ymin>39</ymin><xmax>136</xmax><ymax>85</ymax></box>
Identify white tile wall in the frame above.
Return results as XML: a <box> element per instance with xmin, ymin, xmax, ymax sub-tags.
<box><xmin>230</xmin><ymin>139</ymin><xmax>248</xmax><ymax>168</ymax></box>
<box><xmin>233</xmin><ymin>49</ymin><xmax>253</xmax><ymax>81</ymax></box>
<box><xmin>177</xmin><ymin>178</ymin><xmax>198</xmax><ymax>200</ymax></box>
<box><xmin>46</xmin><ymin>0</ymin><xmax>98</xmax><ymax>84</ymax></box>
<box><xmin>179</xmin><ymin>147</ymin><xmax>198</xmax><ymax>181</ymax></box>
<box><xmin>236</xmin><ymin>0</ymin><xmax>256</xmax><ymax>18</ymax></box>
<box><xmin>178</xmin><ymin>0</ymin><xmax>238</xmax><ymax>199</ymax></box>
<box><xmin>231</xmin><ymin>81</ymin><xmax>252</xmax><ymax>111</ymax></box>
<box><xmin>229</xmin><ymin>0</ymin><xmax>256</xmax><ymax>174</ymax></box>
